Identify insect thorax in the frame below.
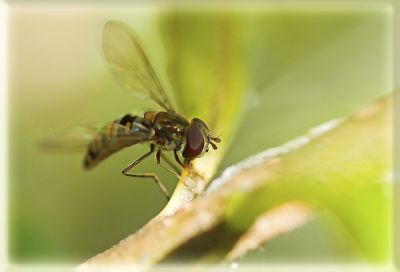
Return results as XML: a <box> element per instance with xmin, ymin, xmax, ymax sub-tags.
<box><xmin>144</xmin><ymin>111</ymin><xmax>189</xmax><ymax>152</ymax></box>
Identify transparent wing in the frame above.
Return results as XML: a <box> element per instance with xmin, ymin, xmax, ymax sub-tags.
<box><xmin>39</xmin><ymin>123</ymin><xmax>105</xmax><ymax>152</ymax></box>
<box><xmin>103</xmin><ymin>20</ymin><xmax>175</xmax><ymax>112</ymax></box>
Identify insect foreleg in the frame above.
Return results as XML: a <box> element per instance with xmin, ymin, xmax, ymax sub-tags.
<box><xmin>174</xmin><ymin>150</ymin><xmax>185</xmax><ymax>168</ymax></box>
<box><xmin>156</xmin><ymin>150</ymin><xmax>180</xmax><ymax>178</ymax></box>
<box><xmin>161</xmin><ymin>152</ymin><xmax>181</xmax><ymax>173</ymax></box>
<box><xmin>122</xmin><ymin>144</ymin><xmax>170</xmax><ymax>201</ymax></box>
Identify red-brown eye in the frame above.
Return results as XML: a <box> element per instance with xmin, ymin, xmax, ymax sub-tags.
<box><xmin>182</xmin><ymin>125</ymin><xmax>205</xmax><ymax>159</ymax></box>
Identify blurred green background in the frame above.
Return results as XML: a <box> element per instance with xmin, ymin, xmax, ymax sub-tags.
<box><xmin>8</xmin><ymin>3</ymin><xmax>392</xmax><ymax>264</ymax></box>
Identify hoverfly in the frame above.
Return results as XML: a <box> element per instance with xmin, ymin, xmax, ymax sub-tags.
<box><xmin>42</xmin><ymin>21</ymin><xmax>221</xmax><ymax>200</ymax></box>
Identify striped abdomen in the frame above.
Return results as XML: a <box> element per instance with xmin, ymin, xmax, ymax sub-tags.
<box><xmin>83</xmin><ymin>114</ymin><xmax>155</xmax><ymax>169</ymax></box>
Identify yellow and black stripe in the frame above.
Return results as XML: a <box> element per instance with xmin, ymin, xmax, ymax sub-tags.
<box><xmin>83</xmin><ymin>114</ymin><xmax>155</xmax><ymax>169</ymax></box>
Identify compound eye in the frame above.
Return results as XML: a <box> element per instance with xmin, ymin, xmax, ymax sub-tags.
<box><xmin>182</xmin><ymin>125</ymin><xmax>205</xmax><ymax>159</ymax></box>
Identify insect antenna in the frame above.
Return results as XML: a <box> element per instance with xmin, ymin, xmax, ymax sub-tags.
<box><xmin>209</xmin><ymin>135</ymin><xmax>221</xmax><ymax>150</ymax></box>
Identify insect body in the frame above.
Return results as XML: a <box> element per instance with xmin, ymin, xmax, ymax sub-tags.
<box><xmin>84</xmin><ymin>111</ymin><xmax>220</xmax><ymax>171</ymax></box>
<box><xmin>43</xmin><ymin>21</ymin><xmax>220</xmax><ymax>200</ymax></box>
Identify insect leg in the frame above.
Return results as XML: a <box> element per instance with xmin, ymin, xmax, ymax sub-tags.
<box><xmin>156</xmin><ymin>150</ymin><xmax>180</xmax><ymax>178</ymax></box>
<box><xmin>161</xmin><ymin>152</ymin><xmax>181</xmax><ymax>173</ymax></box>
<box><xmin>174</xmin><ymin>150</ymin><xmax>185</xmax><ymax>168</ymax></box>
<box><xmin>122</xmin><ymin>144</ymin><xmax>170</xmax><ymax>201</ymax></box>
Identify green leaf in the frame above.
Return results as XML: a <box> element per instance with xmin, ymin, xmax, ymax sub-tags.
<box><xmin>225</xmin><ymin>97</ymin><xmax>391</xmax><ymax>261</ymax></box>
<box><xmin>160</xmin><ymin>10</ymin><xmax>247</xmax><ymax>160</ymax></box>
